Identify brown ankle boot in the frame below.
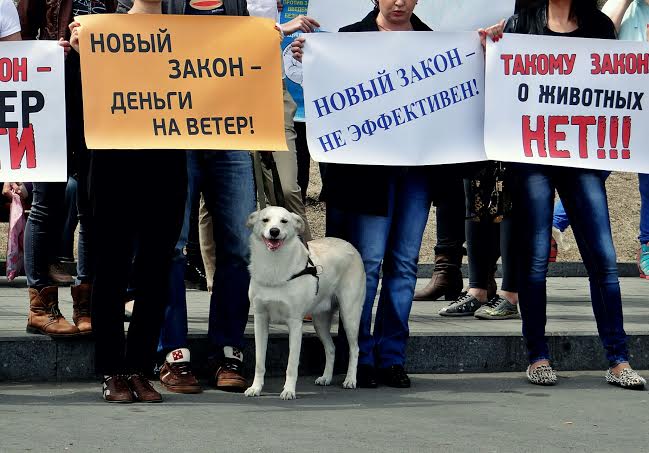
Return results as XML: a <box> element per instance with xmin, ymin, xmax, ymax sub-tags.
<box><xmin>414</xmin><ymin>254</ymin><xmax>463</xmax><ymax>301</ymax></box>
<box><xmin>71</xmin><ymin>283</ymin><xmax>92</xmax><ymax>334</ymax></box>
<box><xmin>27</xmin><ymin>286</ymin><xmax>80</xmax><ymax>337</ymax></box>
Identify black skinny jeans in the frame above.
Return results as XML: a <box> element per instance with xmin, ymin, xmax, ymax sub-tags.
<box><xmin>464</xmin><ymin>179</ymin><xmax>518</xmax><ymax>293</ymax></box>
<box><xmin>91</xmin><ymin>150</ymin><xmax>186</xmax><ymax>376</ymax></box>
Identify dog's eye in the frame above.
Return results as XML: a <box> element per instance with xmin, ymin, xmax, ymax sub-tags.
<box><xmin>262</xmin><ymin>218</ymin><xmax>269</xmax><ymax>223</ymax></box>
<box><xmin>280</xmin><ymin>219</ymin><xmax>288</xmax><ymax>224</ymax></box>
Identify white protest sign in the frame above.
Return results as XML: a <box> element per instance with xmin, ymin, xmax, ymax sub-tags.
<box><xmin>0</xmin><ymin>41</ymin><xmax>66</xmax><ymax>182</ymax></box>
<box><xmin>303</xmin><ymin>32</ymin><xmax>487</xmax><ymax>165</ymax></box>
<box><xmin>306</xmin><ymin>0</ymin><xmax>514</xmax><ymax>32</ymax></box>
<box><xmin>485</xmin><ymin>34</ymin><xmax>649</xmax><ymax>173</ymax></box>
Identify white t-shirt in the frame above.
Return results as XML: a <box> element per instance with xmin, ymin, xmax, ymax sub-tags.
<box><xmin>247</xmin><ymin>0</ymin><xmax>278</xmax><ymax>21</ymax></box>
<box><xmin>0</xmin><ymin>0</ymin><xmax>20</xmax><ymax>38</ymax></box>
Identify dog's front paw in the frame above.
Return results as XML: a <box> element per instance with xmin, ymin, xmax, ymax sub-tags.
<box><xmin>244</xmin><ymin>386</ymin><xmax>262</xmax><ymax>397</ymax></box>
<box><xmin>279</xmin><ymin>388</ymin><xmax>297</xmax><ymax>400</ymax></box>
<box><xmin>315</xmin><ymin>375</ymin><xmax>332</xmax><ymax>386</ymax></box>
<box><xmin>342</xmin><ymin>378</ymin><xmax>357</xmax><ymax>389</ymax></box>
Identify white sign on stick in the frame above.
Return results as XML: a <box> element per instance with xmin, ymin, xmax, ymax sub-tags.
<box><xmin>306</xmin><ymin>0</ymin><xmax>514</xmax><ymax>33</ymax></box>
<box><xmin>485</xmin><ymin>34</ymin><xmax>649</xmax><ymax>173</ymax></box>
<box><xmin>0</xmin><ymin>41</ymin><xmax>66</xmax><ymax>182</ymax></box>
<box><xmin>303</xmin><ymin>31</ymin><xmax>487</xmax><ymax>166</ymax></box>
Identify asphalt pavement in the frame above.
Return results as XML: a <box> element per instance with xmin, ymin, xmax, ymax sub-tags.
<box><xmin>1</xmin><ymin>372</ymin><xmax>648</xmax><ymax>452</ymax></box>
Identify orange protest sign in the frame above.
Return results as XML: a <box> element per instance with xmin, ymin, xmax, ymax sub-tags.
<box><xmin>76</xmin><ymin>14</ymin><xmax>287</xmax><ymax>151</ymax></box>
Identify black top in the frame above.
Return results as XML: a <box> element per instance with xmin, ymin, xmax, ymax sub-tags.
<box><xmin>543</xmin><ymin>27</ymin><xmax>582</xmax><ymax>38</ymax></box>
<box><xmin>72</xmin><ymin>0</ymin><xmax>108</xmax><ymax>16</ymax></box>
<box><xmin>322</xmin><ymin>9</ymin><xmax>435</xmax><ymax>217</ymax></box>
<box><xmin>505</xmin><ymin>2</ymin><xmax>616</xmax><ymax>39</ymax></box>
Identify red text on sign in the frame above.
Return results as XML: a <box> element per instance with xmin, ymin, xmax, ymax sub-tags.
<box><xmin>522</xmin><ymin>115</ymin><xmax>631</xmax><ymax>160</ymax></box>
<box><xmin>501</xmin><ymin>54</ymin><xmax>576</xmax><ymax>76</ymax></box>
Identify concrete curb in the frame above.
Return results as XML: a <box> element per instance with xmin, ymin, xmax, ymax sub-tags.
<box><xmin>0</xmin><ymin>261</ymin><xmax>641</xmax><ymax>283</ymax></box>
<box><xmin>3</xmin><ymin>333</ymin><xmax>649</xmax><ymax>382</ymax></box>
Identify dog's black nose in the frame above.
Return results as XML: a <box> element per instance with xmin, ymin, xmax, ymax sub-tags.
<box><xmin>269</xmin><ymin>227</ymin><xmax>280</xmax><ymax>238</ymax></box>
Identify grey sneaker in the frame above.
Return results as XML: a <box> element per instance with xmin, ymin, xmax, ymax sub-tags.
<box><xmin>438</xmin><ymin>292</ymin><xmax>485</xmax><ymax>317</ymax></box>
<box><xmin>474</xmin><ymin>296</ymin><xmax>520</xmax><ymax>320</ymax></box>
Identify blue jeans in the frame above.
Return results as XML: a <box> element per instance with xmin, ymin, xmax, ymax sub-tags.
<box><xmin>553</xmin><ymin>172</ymin><xmax>611</xmax><ymax>232</ymax></box>
<box><xmin>516</xmin><ymin>165</ymin><xmax>628</xmax><ymax>366</ymax></box>
<box><xmin>328</xmin><ymin>168</ymin><xmax>431</xmax><ymax>368</ymax></box>
<box><xmin>158</xmin><ymin>150</ymin><xmax>255</xmax><ymax>355</ymax></box>
<box><xmin>640</xmin><ymin>173</ymin><xmax>649</xmax><ymax>244</ymax></box>
<box><xmin>25</xmin><ymin>179</ymin><xmax>92</xmax><ymax>287</ymax></box>
<box><xmin>59</xmin><ymin>177</ymin><xmax>78</xmax><ymax>261</ymax></box>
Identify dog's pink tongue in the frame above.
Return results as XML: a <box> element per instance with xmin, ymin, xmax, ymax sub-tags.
<box><xmin>263</xmin><ymin>237</ymin><xmax>283</xmax><ymax>251</ymax></box>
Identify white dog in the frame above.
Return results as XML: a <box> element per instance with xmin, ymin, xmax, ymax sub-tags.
<box><xmin>244</xmin><ymin>206</ymin><xmax>366</xmax><ymax>400</ymax></box>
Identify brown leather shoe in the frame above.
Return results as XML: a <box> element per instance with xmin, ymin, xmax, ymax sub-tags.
<box><xmin>414</xmin><ymin>254</ymin><xmax>463</xmax><ymax>301</ymax></box>
<box><xmin>26</xmin><ymin>287</ymin><xmax>80</xmax><ymax>337</ymax></box>
<box><xmin>102</xmin><ymin>375</ymin><xmax>134</xmax><ymax>403</ymax></box>
<box><xmin>128</xmin><ymin>374</ymin><xmax>163</xmax><ymax>403</ymax></box>
<box><xmin>159</xmin><ymin>348</ymin><xmax>202</xmax><ymax>394</ymax></box>
<box><xmin>215</xmin><ymin>347</ymin><xmax>247</xmax><ymax>393</ymax></box>
<box><xmin>71</xmin><ymin>283</ymin><xmax>92</xmax><ymax>334</ymax></box>
<box><xmin>48</xmin><ymin>263</ymin><xmax>74</xmax><ymax>285</ymax></box>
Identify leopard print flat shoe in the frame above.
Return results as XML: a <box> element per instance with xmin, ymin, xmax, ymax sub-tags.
<box><xmin>526</xmin><ymin>364</ymin><xmax>557</xmax><ymax>386</ymax></box>
<box><xmin>606</xmin><ymin>368</ymin><xmax>646</xmax><ymax>390</ymax></box>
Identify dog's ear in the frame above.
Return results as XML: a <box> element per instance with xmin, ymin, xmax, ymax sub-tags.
<box><xmin>290</xmin><ymin>213</ymin><xmax>305</xmax><ymax>234</ymax></box>
<box><xmin>246</xmin><ymin>211</ymin><xmax>259</xmax><ymax>229</ymax></box>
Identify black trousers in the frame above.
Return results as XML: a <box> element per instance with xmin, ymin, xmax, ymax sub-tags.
<box><xmin>464</xmin><ymin>179</ymin><xmax>518</xmax><ymax>293</ymax></box>
<box><xmin>432</xmin><ymin>166</ymin><xmax>466</xmax><ymax>258</ymax></box>
<box><xmin>90</xmin><ymin>150</ymin><xmax>186</xmax><ymax>375</ymax></box>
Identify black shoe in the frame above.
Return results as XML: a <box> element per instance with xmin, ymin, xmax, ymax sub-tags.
<box><xmin>356</xmin><ymin>364</ymin><xmax>378</xmax><ymax>388</ymax></box>
<box><xmin>379</xmin><ymin>365</ymin><xmax>411</xmax><ymax>388</ymax></box>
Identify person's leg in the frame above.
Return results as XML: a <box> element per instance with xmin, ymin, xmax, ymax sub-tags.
<box><xmin>414</xmin><ymin>167</ymin><xmax>464</xmax><ymax>301</ymax></box>
<box><xmin>557</xmin><ymin>170</ymin><xmax>629</xmax><ymax>368</ymax></box>
<box><xmin>259</xmin><ymin>88</ymin><xmax>312</xmax><ymax>241</ymax></box>
<box><xmin>346</xmin><ymin>213</ymin><xmax>391</xmax><ymax>371</ymax></box>
<box><xmin>59</xmin><ymin>177</ymin><xmax>78</xmax><ymax>262</ymax></box>
<box><xmin>552</xmin><ymin>198</ymin><xmax>570</xmax><ymax>232</ymax></box>
<box><xmin>373</xmin><ymin>169</ymin><xmax>430</xmax><ymax>372</ymax></box>
<box><xmin>90</xmin><ymin>151</ymin><xmax>139</xmax><ymax>377</ymax></box>
<box><xmin>185</xmin><ymin>184</ymin><xmax>207</xmax><ymax>290</ymax></box>
<box><xmin>515</xmin><ymin>165</ymin><xmax>555</xmax><ymax>367</ymax></box>
<box><xmin>24</xmin><ymin>182</ymin><xmax>79</xmax><ymax>336</ymax></box>
<box><xmin>294</xmin><ymin>121</ymin><xmax>310</xmax><ymax>203</ymax></box>
<box><xmin>158</xmin><ymin>152</ymin><xmax>195</xmax><ymax>355</ymax></box>
<box><xmin>200</xmin><ymin>150</ymin><xmax>256</xmax><ymax>357</ymax></box>
<box><xmin>498</xmin><ymin>214</ymin><xmax>519</xmax><ymax>299</ymax></box>
<box><xmin>640</xmin><ymin>173</ymin><xmax>649</xmax><ymax>244</ymax></box>
<box><xmin>438</xmin><ymin>177</ymin><xmax>497</xmax><ymax>316</ymax></box>
<box><xmin>70</xmin><ymin>144</ymin><xmax>93</xmax><ymax>333</ymax></box>
<box><xmin>25</xmin><ymin>182</ymin><xmax>68</xmax><ymax>289</ymax></box>
<box><xmin>198</xmin><ymin>195</ymin><xmax>216</xmax><ymax>291</ymax></box>
<box><xmin>125</xmin><ymin>151</ymin><xmax>187</xmax><ymax>376</ymax></box>
<box><xmin>639</xmin><ymin>173</ymin><xmax>649</xmax><ymax>279</ymax></box>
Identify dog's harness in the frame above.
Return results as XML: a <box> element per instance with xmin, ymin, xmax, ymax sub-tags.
<box><xmin>288</xmin><ymin>249</ymin><xmax>320</xmax><ymax>296</ymax></box>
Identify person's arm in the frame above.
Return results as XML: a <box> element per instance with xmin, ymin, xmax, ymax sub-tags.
<box><xmin>16</xmin><ymin>0</ymin><xmax>45</xmax><ymax>40</ymax></box>
<box><xmin>1</xmin><ymin>0</ymin><xmax>22</xmax><ymax>41</ymax></box>
<box><xmin>602</xmin><ymin>0</ymin><xmax>633</xmax><ymax>33</ymax></box>
<box><xmin>280</xmin><ymin>15</ymin><xmax>320</xmax><ymax>35</ymax></box>
<box><xmin>0</xmin><ymin>31</ymin><xmax>21</xmax><ymax>41</ymax></box>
